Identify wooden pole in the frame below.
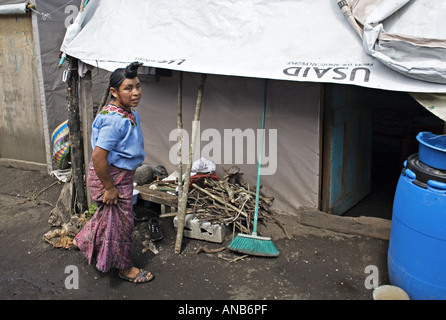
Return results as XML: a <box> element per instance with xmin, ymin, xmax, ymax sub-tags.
<box><xmin>174</xmin><ymin>73</ymin><xmax>207</xmax><ymax>254</ymax></box>
<box><xmin>67</xmin><ymin>57</ymin><xmax>87</xmax><ymax>214</ymax></box>
<box><xmin>79</xmin><ymin>70</ymin><xmax>93</xmax><ymax>208</ymax></box>
<box><xmin>177</xmin><ymin>72</ymin><xmax>184</xmax><ymax>201</ymax></box>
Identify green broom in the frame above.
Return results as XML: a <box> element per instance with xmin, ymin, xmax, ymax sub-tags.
<box><xmin>227</xmin><ymin>79</ymin><xmax>279</xmax><ymax>257</ymax></box>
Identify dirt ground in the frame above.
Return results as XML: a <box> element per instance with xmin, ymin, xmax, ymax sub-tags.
<box><xmin>0</xmin><ymin>164</ymin><xmax>390</xmax><ymax>302</ymax></box>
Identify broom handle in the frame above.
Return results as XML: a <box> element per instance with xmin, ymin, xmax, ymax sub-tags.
<box><xmin>253</xmin><ymin>79</ymin><xmax>268</xmax><ymax>236</ymax></box>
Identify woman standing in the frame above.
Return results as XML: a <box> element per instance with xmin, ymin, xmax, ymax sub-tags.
<box><xmin>73</xmin><ymin>62</ymin><xmax>153</xmax><ymax>283</ymax></box>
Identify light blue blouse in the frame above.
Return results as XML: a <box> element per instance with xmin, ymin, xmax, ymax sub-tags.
<box><xmin>91</xmin><ymin>105</ymin><xmax>145</xmax><ymax>170</ymax></box>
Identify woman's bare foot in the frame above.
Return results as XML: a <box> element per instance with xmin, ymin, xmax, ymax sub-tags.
<box><xmin>70</xmin><ymin>239</ymin><xmax>79</xmax><ymax>251</ymax></box>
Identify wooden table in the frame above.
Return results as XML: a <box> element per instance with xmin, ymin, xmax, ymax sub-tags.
<box><xmin>135</xmin><ymin>185</ymin><xmax>178</xmax><ymax>215</ymax></box>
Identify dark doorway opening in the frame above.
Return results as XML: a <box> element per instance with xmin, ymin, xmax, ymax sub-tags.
<box><xmin>344</xmin><ymin>89</ymin><xmax>444</xmax><ymax>220</ymax></box>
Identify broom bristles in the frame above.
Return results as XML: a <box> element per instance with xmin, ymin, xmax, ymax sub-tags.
<box><xmin>228</xmin><ymin>233</ymin><xmax>279</xmax><ymax>257</ymax></box>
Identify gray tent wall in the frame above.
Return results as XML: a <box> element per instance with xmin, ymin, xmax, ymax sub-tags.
<box><xmin>31</xmin><ymin>0</ymin><xmax>109</xmax><ymax>168</ymax></box>
<box><xmin>37</xmin><ymin>1</ymin><xmax>109</xmax><ymax>168</ymax></box>
<box><xmin>136</xmin><ymin>72</ymin><xmax>322</xmax><ymax>212</ymax></box>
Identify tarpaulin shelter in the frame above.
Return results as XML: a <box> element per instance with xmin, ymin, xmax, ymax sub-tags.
<box><xmin>2</xmin><ymin>0</ymin><xmax>446</xmax><ymax>215</ymax></box>
<box><xmin>60</xmin><ymin>0</ymin><xmax>446</xmax><ymax>92</ymax></box>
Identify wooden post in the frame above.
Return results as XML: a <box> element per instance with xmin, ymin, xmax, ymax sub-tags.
<box><xmin>79</xmin><ymin>70</ymin><xmax>94</xmax><ymax>208</ymax></box>
<box><xmin>174</xmin><ymin>74</ymin><xmax>207</xmax><ymax>254</ymax></box>
<box><xmin>177</xmin><ymin>72</ymin><xmax>184</xmax><ymax>200</ymax></box>
<box><xmin>67</xmin><ymin>57</ymin><xmax>87</xmax><ymax>214</ymax></box>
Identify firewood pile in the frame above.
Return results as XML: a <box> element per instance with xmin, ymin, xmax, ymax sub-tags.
<box><xmin>187</xmin><ymin>166</ymin><xmax>277</xmax><ymax>235</ymax></box>
<box><xmin>141</xmin><ymin>165</ymin><xmax>288</xmax><ymax>237</ymax></box>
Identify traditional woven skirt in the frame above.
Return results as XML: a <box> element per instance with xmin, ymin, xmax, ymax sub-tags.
<box><xmin>75</xmin><ymin>161</ymin><xmax>135</xmax><ymax>272</ymax></box>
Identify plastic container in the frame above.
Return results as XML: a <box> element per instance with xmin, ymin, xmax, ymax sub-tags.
<box><xmin>416</xmin><ymin>131</ymin><xmax>446</xmax><ymax>170</ymax></box>
<box><xmin>388</xmin><ymin>153</ymin><xmax>446</xmax><ymax>300</ymax></box>
<box><xmin>132</xmin><ymin>189</ymin><xmax>140</xmax><ymax>205</ymax></box>
<box><xmin>373</xmin><ymin>285</ymin><xmax>409</xmax><ymax>300</ymax></box>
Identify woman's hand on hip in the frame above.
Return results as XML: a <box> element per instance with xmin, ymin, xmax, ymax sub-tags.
<box><xmin>103</xmin><ymin>186</ymin><xmax>123</xmax><ymax>205</ymax></box>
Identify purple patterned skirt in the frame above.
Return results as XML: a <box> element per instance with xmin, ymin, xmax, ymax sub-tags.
<box><xmin>75</xmin><ymin>161</ymin><xmax>135</xmax><ymax>272</ymax></box>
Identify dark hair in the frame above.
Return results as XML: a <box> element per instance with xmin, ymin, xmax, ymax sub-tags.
<box><xmin>109</xmin><ymin>61</ymin><xmax>142</xmax><ymax>96</ymax></box>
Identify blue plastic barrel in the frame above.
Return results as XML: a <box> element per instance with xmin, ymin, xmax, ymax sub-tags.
<box><xmin>416</xmin><ymin>132</ymin><xmax>446</xmax><ymax>170</ymax></box>
<box><xmin>388</xmin><ymin>154</ymin><xmax>446</xmax><ymax>300</ymax></box>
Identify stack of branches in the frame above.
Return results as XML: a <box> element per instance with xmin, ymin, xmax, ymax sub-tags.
<box><xmin>186</xmin><ymin>166</ymin><xmax>276</xmax><ymax>235</ymax></box>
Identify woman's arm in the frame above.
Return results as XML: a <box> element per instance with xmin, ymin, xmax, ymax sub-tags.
<box><xmin>91</xmin><ymin>146</ymin><xmax>122</xmax><ymax>205</ymax></box>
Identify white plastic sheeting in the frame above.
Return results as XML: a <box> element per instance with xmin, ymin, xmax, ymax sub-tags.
<box><xmin>339</xmin><ymin>0</ymin><xmax>446</xmax><ymax>85</ymax></box>
<box><xmin>0</xmin><ymin>1</ymin><xmax>29</xmax><ymax>14</ymax></box>
<box><xmin>60</xmin><ymin>0</ymin><xmax>446</xmax><ymax>93</ymax></box>
<box><xmin>338</xmin><ymin>0</ymin><xmax>446</xmax><ymax>120</ymax></box>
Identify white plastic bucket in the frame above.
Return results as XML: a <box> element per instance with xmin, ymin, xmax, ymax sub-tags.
<box><xmin>373</xmin><ymin>285</ymin><xmax>410</xmax><ymax>300</ymax></box>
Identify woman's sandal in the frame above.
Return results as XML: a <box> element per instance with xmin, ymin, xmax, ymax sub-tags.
<box><xmin>118</xmin><ymin>269</ymin><xmax>154</xmax><ymax>284</ymax></box>
<box><xmin>149</xmin><ymin>218</ymin><xmax>163</xmax><ymax>241</ymax></box>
